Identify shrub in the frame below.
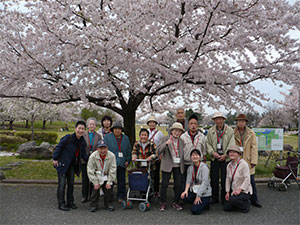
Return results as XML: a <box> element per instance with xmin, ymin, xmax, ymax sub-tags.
<box><xmin>0</xmin><ymin>134</ymin><xmax>27</xmax><ymax>144</ymax></box>
<box><xmin>0</xmin><ymin>131</ymin><xmax>15</xmax><ymax>136</ymax></box>
<box><xmin>15</xmin><ymin>132</ymin><xmax>58</xmax><ymax>143</ymax></box>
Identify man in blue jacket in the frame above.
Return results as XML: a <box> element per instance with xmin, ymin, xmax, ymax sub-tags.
<box><xmin>104</xmin><ymin>121</ymin><xmax>131</xmax><ymax>202</ymax></box>
<box><xmin>53</xmin><ymin>120</ymin><xmax>89</xmax><ymax>211</ymax></box>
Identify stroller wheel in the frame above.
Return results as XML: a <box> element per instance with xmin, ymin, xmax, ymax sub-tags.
<box><xmin>127</xmin><ymin>201</ymin><xmax>133</xmax><ymax>209</ymax></box>
<box><xmin>145</xmin><ymin>201</ymin><xmax>151</xmax><ymax>210</ymax></box>
<box><xmin>138</xmin><ymin>202</ymin><xmax>147</xmax><ymax>212</ymax></box>
<box><xmin>278</xmin><ymin>183</ymin><xmax>287</xmax><ymax>191</ymax></box>
<box><xmin>121</xmin><ymin>200</ymin><xmax>127</xmax><ymax>210</ymax></box>
<box><xmin>267</xmin><ymin>181</ymin><xmax>273</xmax><ymax>188</ymax></box>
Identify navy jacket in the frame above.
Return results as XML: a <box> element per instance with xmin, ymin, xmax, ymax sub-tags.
<box><xmin>53</xmin><ymin>133</ymin><xmax>88</xmax><ymax>176</ymax></box>
<box><xmin>104</xmin><ymin>133</ymin><xmax>131</xmax><ymax>168</ymax></box>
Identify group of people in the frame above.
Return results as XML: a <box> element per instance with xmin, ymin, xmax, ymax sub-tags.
<box><xmin>52</xmin><ymin>108</ymin><xmax>262</xmax><ymax>215</ymax></box>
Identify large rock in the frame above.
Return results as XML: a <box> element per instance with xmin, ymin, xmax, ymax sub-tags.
<box><xmin>40</xmin><ymin>142</ymin><xmax>51</xmax><ymax>149</ymax></box>
<box><xmin>17</xmin><ymin>141</ymin><xmax>37</xmax><ymax>153</ymax></box>
<box><xmin>17</xmin><ymin>141</ymin><xmax>52</xmax><ymax>159</ymax></box>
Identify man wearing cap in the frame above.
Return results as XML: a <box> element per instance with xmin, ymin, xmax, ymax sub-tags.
<box><xmin>234</xmin><ymin>114</ymin><xmax>261</xmax><ymax>208</ymax></box>
<box><xmin>147</xmin><ymin>115</ymin><xmax>164</xmax><ymax>197</ymax></box>
<box><xmin>104</xmin><ymin>121</ymin><xmax>131</xmax><ymax>202</ymax></box>
<box><xmin>206</xmin><ymin>112</ymin><xmax>235</xmax><ymax>204</ymax></box>
<box><xmin>180</xmin><ymin>113</ymin><xmax>206</xmax><ymax>189</ymax></box>
<box><xmin>157</xmin><ymin>122</ymin><xmax>185</xmax><ymax>211</ymax></box>
<box><xmin>87</xmin><ymin>140</ymin><xmax>116</xmax><ymax>212</ymax></box>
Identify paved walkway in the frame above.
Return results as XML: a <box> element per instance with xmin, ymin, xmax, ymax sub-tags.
<box><xmin>0</xmin><ymin>183</ymin><xmax>299</xmax><ymax>225</ymax></box>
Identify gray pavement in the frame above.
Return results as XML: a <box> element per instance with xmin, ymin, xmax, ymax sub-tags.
<box><xmin>0</xmin><ymin>183</ymin><xmax>299</xmax><ymax>225</ymax></box>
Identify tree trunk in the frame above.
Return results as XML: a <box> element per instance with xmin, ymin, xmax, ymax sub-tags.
<box><xmin>9</xmin><ymin>120</ymin><xmax>13</xmax><ymax>130</ymax></box>
<box><xmin>122</xmin><ymin>109</ymin><xmax>136</xmax><ymax>147</ymax></box>
<box><xmin>42</xmin><ymin>120</ymin><xmax>46</xmax><ymax>129</ymax></box>
<box><xmin>31</xmin><ymin>120</ymin><xmax>34</xmax><ymax>141</ymax></box>
<box><xmin>25</xmin><ymin>120</ymin><xmax>29</xmax><ymax>128</ymax></box>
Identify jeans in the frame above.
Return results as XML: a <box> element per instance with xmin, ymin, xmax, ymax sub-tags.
<box><xmin>182</xmin><ymin>164</ymin><xmax>190</xmax><ymax>192</ymax></box>
<box><xmin>117</xmin><ymin>166</ymin><xmax>126</xmax><ymax>200</ymax></box>
<box><xmin>57</xmin><ymin>165</ymin><xmax>75</xmax><ymax>207</ymax></box>
<box><xmin>153</xmin><ymin>160</ymin><xmax>161</xmax><ymax>193</ymax></box>
<box><xmin>160</xmin><ymin>167</ymin><xmax>182</xmax><ymax>204</ymax></box>
<box><xmin>183</xmin><ymin>191</ymin><xmax>211</xmax><ymax>215</ymax></box>
<box><xmin>224</xmin><ymin>192</ymin><xmax>251</xmax><ymax>211</ymax></box>
<box><xmin>90</xmin><ymin>182</ymin><xmax>114</xmax><ymax>208</ymax></box>
<box><xmin>250</xmin><ymin>174</ymin><xmax>258</xmax><ymax>203</ymax></box>
<box><xmin>81</xmin><ymin>163</ymin><xmax>92</xmax><ymax>199</ymax></box>
<box><xmin>210</xmin><ymin>160</ymin><xmax>227</xmax><ymax>202</ymax></box>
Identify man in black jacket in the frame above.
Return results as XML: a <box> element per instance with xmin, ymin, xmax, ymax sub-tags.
<box><xmin>53</xmin><ymin>120</ymin><xmax>89</xmax><ymax>211</ymax></box>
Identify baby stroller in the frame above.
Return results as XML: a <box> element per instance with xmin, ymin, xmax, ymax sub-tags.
<box><xmin>121</xmin><ymin>159</ymin><xmax>154</xmax><ymax>212</ymax></box>
<box><xmin>268</xmin><ymin>150</ymin><xmax>300</xmax><ymax>191</ymax></box>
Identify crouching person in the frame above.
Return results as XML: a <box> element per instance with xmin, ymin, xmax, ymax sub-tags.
<box><xmin>224</xmin><ymin>145</ymin><xmax>252</xmax><ymax>213</ymax></box>
<box><xmin>87</xmin><ymin>140</ymin><xmax>116</xmax><ymax>212</ymax></box>
<box><xmin>181</xmin><ymin>149</ymin><xmax>211</xmax><ymax>215</ymax></box>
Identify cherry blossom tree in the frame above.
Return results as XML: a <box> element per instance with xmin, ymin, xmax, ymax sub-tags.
<box><xmin>0</xmin><ymin>0</ymin><xmax>299</xmax><ymax>143</ymax></box>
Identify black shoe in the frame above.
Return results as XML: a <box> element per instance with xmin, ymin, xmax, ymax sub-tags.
<box><xmin>251</xmin><ymin>201</ymin><xmax>262</xmax><ymax>208</ymax></box>
<box><xmin>90</xmin><ymin>207</ymin><xmax>97</xmax><ymax>212</ymax></box>
<box><xmin>81</xmin><ymin>197</ymin><xmax>88</xmax><ymax>203</ymax></box>
<box><xmin>67</xmin><ymin>203</ymin><xmax>78</xmax><ymax>209</ymax></box>
<box><xmin>210</xmin><ymin>199</ymin><xmax>219</xmax><ymax>204</ymax></box>
<box><xmin>58</xmin><ymin>205</ymin><xmax>70</xmax><ymax>211</ymax></box>
<box><xmin>242</xmin><ymin>208</ymin><xmax>249</xmax><ymax>213</ymax></box>
<box><xmin>105</xmin><ymin>205</ymin><xmax>115</xmax><ymax>211</ymax></box>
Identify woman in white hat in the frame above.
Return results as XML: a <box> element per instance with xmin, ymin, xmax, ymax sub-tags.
<box><xmin>224</xmin><ymin>145</ymin><xmax>252</xmax><ymax>213</ymax></box>
<box><xmin>157</xmin><ymin>122</ymin><xmax>185</xmax><ymax>212</ymax></box>
<box><xmin>147</xmin><ymin>115</ymin><xmax>164</xmax><ymax>197</ymax></box>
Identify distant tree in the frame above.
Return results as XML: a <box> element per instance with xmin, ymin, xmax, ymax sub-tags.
<box><xmin>225</xmin><ymin>111</ymin><xmax>237</xmax><ymax>126</ymax></box>
<box><xmin>185</xmin><ymin>108</ymin><xmax>203</xmax><ymax>122</ymax></box>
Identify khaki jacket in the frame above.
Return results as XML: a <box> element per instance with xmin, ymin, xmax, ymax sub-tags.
<box><xmin>157</xmin><ymin>135</ymin><xmax>185</xmax><ymax>174</ymax></box>
<box><xmin>234</xmin><ymin>126</ymin><xmax>258</xmax><ymax>175</ymax></box>
<box><xmin>226</xmin><ymin>159</ymin><xmax>252</xmax><ymax>195</ymax></box>
<box><xmin>206</xmin><ymin>124</ymin><xmax>235</xmax><ymax>160</ymax></box>
<box><xmin>87</xmin><ymin>150</ymin><xmax>116</xmax><ymax>186</ymax></box>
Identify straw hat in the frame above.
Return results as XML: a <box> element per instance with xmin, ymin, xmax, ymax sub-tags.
<box><xmin>226</xmin><ymin>145</ymin><xmax>242</xmax><ymax>155</ymax></box>
<box><xmin>212</xmin><ymin>112</ymin><xmax>226</xmax><ymax>120</ymax></box>
<box><xmin>170</xmin><ymin>122</ymin><xmax>185</xmax><ymax>132</ymax></box>
<box><xmin>146</xmin><ymin>115</ymin><xmax>158</xmax><ymax>125</ymax></box>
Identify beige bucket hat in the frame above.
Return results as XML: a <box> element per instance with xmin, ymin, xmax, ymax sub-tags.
<box><xmin>170</xmin><ymin>122</ymin><xmax>185</xmax><ymax>132</ymax></box>
<box><xmin>212</xmin><ymin>112</ymin><xmax>226</xmax><ymax>120</ymax></box>
<box><xmin>146</xmin><ymin>115</ymin><xmax>158</xmax><ymax>125</ymax></box>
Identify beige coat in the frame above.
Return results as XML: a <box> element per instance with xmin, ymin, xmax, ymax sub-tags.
<box><xmin>157</xmin><ymin>135</ymin><xmax>185</xmax><ymax>174</ymax></box>
<box><xmin>87</xmin><ymin>150</ymin><xmax>116</xmax><ymax>186</ymax></box>
<box><xmin>234</xmin><ymin>126</ymin><xmax>258</xmax><ymax>175</ymax></box>
<box><xmin>225</xmin><ymin>159</ymin><xmax>252</xmax><ymax>195</ymax></box>
<box><xmin>181</xmin><ymin>131</ymin><xmax>206</xmax><ymax>164</ymax></box>
<box><xmin>206</xmin><ymin>124</ymin><xmax>235</xmax><ymax>160</ymax></box>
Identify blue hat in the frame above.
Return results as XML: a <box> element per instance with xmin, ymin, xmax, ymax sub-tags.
<box><xmin>96</xmin><ymin>140</ymin><xmax>107</xmax><ymax>148</ymax></box>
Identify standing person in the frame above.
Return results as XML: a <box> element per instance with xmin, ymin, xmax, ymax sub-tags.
<box><xmin>206</xmin><ymin>112</ymin><xmax>235</xmax><ymax>204</ymax></box>
<box><xmin>98</xmin><ymin>115</ymin><xmax>113</xmax><ymax>139</ymax></box>
<box><xmin>87</xmin><ymin>140</ymin><xmax>116</xmax><ymax>212</ymax></box>
<box><xmin>147</xmin><ymin>115</ymin><xmax>164</xmax><ymax>197</ymax></box>
<box><xmin>81</xmin><ymin>117</ymin><xmax>102</xmax><ymax>203</ymax></box>
<box><xmin>234</xmin><ymin>114</ymin><xmax>262</xmax><ymax>208</ymax></box>
<box><xmin>224</xmin><ymin>145</ymin><xmax>252</xmax><ymax>213</ymax></box>
<box><xmin>181</xmin><ymin>149</ymin><xmax>211</xmax><ymax>215</ymax></box>
<box><xmin>104</xmin><ymin>121</ymin><xmax>131</xmax><ymax>203</ymax></box>
<box><xmin>52</xmin><ymin>120</ymin><xmax>88</xmax><ymax>211</ymax></box>
<box><xmin>168</xmin><ymin>107</ymin><xmax>189</xmax><ymax>132</ymax></box>
<box><xmin>157</xmin><ymin>122</ymin><xmax>185</xmax><ymax>212</ymax></box>
<box><xmin>181</xmin><ymin>113</ymin><xmax>206</xmax><ymax>190</ymax></box>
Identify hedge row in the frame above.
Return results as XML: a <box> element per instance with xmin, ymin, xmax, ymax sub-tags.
<box><xmin>0</xmin><ymin>135</ymin><xmax>27</xmax><ymax>144</ymax></box>
<box><xmin>15</xmin><ymin>132</ymin><xmax>58</xmax><ymax>143</ymax></box>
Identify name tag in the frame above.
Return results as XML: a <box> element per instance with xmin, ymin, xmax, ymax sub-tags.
<box><xmin>141</xmin><ymin>161</ymin><xmax>147</xmax><ymax>167</ymax></box>
<box><xmin>118</xmin><ymin>152</ymin><xmax>123</xmax><ymax>158</ymax></box>
<box><xmin>173</xmin><ymin>158</ymin><xmax>180</xmax><ymax>164</ymax></box>
<box><xmin>192</xmin><ymin>184</ymin><xmax>201</xmax><ymax>194</ymax></box>
<box><xmin>102</xmin><ymin>175</ymin><xmax>108</xmax><ymax>181</ymax></box>
<box><xmin>217</xmin><ymin>143</ymin><xmax>221</xmax><ymax>149</ymax></box>
<box><xmin>239</xmin><ymin>147</ymin><xmax>244</xmax><ymax>152</ymax></box>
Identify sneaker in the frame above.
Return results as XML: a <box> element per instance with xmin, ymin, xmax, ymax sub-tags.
<box><xmin>159</xmin><ymin>203</ymin><xmax>166</xmax><ymax>211</ymax></box>
<box><xmin>172</xmin><ymin>202</ymin><xmax>183</xmax><ymax>211</ymax></box>
<box><xmin>90</xmin><ymin>207</ymin><xmax>97</xmax><ymax>213</ymax></box>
